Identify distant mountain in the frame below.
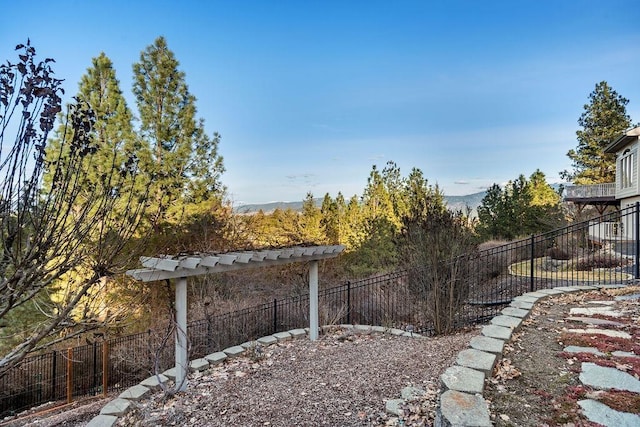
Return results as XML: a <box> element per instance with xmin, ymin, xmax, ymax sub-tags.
<box><xmin>234</xmin><ymin>191</ymin><xmax>488</xmax><ymax>215</ymax></box>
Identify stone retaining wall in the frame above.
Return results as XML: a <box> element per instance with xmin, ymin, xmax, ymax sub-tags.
<box><xmin>434</xmin><ymin>284</ymin><xmax>627</xmax><ymax>427</ymax></box>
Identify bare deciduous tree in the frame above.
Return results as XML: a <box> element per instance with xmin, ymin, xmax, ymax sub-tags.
<box><xmin>0</xmin><ymin>41</ymin><xmax>149</xmax><ymax>378</ymax></box>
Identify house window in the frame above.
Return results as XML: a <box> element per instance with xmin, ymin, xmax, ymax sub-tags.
<box><xmin>620</xmin><ymin>149</ymin><xmax>635</xmax><ymax>189</ymax></box>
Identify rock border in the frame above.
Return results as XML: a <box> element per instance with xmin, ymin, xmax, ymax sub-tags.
<box><xmin>434</xmin><ymin>284</ymin><xmax>629</xmax><ymax>427</ymax></box>
<box><xmin>86</xmin><ymin>324</ymin><xmax>424</xmax><ymax>427</ymax></box>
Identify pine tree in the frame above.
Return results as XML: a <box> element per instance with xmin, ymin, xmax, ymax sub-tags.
<box><xmin>298</xmin><ymin>192</ymin><xmax>325</xmax><ymax>244</ymax></box>
<box><xmin>477</xmin><ymin>171</ymin><xmax>563</xmax><ymax>240</ymax></box>
<box><xmin>320</xmin><ymin>193</ymin><xmax>340</xmax><ymax>244</ymax></box>
<box><xmin>563</xmin><ymin>81</ymin><xmax>633</xmax><ymax>184</ymax></box>
<box><xmin>132</xmin><ymin>36</ymin><xmax>225</xmax><ymax>226</ymax></box>
<box><xmin>47</xmin><ymin>53</ymin><xmax>145</xmax><ymax>214</ymax></box>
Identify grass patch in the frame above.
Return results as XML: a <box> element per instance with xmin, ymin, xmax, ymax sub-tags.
<box><xmin>509</xmin><ymin>257</ymin><xmax>632</xmax><ymax>281</ymax></box>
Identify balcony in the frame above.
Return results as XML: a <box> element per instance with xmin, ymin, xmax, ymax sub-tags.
<box><xmin>564</xmin><ymin>183</ymin><xmax>616</xmax><ymax>204</ymax></box>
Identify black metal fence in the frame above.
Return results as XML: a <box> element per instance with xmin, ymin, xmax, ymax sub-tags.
<box><xmin>1</xmin><ymin>204</ymin><xmax>638</xmax><ymax>418</ymax></box>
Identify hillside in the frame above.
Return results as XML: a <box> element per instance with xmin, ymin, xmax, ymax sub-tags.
<box><xmin>234</xmin><ymin>191</ymin><xmax>488</xmax><ymax>215</ymax></box>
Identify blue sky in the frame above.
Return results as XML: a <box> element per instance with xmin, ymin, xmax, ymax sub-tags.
<box><xmin>2</xmin><ymin>1</ymin><xmax>639</xmax><ymax>205</ymax></box>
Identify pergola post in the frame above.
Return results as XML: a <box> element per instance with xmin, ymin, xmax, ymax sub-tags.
<box><xmin>309</xmin><ymin>260</ymin><xmax>319</xmax><ymax>340</ymax></box>
<box><xmin>175</xmin><ymin>276</ymin><xmax>188</xmax><ymax>391</ymax></box>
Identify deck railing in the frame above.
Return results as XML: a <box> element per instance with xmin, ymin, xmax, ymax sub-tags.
<box><xmin>564</xmin><ymin>183</ymin><xmax>616</xmax><ymax>199</ymax></box>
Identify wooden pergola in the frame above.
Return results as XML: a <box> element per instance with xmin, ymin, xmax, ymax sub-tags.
<box><xmin>126</xmin><ymin>245</ymin><xmax>345</xmax><ymax>391</ymax></box>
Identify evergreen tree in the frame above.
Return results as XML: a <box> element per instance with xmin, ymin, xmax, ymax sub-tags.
<box><xmin>298</xmin><ymin>192</ymin><xmax>324</xmax><ymax>244</ymax></box>
<box><xmin>563</xmin><ymin>81</ymin><xmax>633</xmax><ymax>184</ymax></box>
<box><xmin>477</xmin><ymin>171</ymin><xmax>564</xmax><ymax>240</ymax></box>
<box><xmin>47</xmin><ymin>53</ymin><xmax>145</xmax><ymax>217</ymax></box>
<box><xmin>361</xmin><ymin>165</ymin><xmax>401</xmax><ymax>230</ymax></box>
<box><xmin>320</xmin><ymin>193</ymin><xmax>340</xmax><ymax>244</ymax></box>
<box><xmin>132</xmin><ymin>36</ymin><xmax>225</xmax><ymax>226</ymax></box>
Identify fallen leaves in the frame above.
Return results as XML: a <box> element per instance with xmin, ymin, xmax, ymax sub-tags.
<box><xmin>494</xmin><ymin>358</ymin><xmax>522</xmax><ymax>381</ymax></box>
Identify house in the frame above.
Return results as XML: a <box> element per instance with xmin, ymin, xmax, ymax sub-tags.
<box><xmin>564</xmin><ymin>126</ymin><xmax>640</xmax><ymax>242</ymax></box>
<box><xmin>604</xmin><ymin>126</ymin><xmax>640</xmax><ymax>209</ymax></box>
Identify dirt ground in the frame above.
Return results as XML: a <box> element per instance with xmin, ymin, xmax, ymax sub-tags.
<box><xmin>2</xmin><ymin>329</ymin><xmax>477</xmax><ymax>427</ymax></box>
<box><xmin>5</xmin><ymin>286</ymin><xmax>639</xmax><ymax>427</ymax></box>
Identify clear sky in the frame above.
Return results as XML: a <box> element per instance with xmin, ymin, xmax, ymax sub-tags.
<box><xmin>2</xmin><ymin>1</ymin><xmax>639</xmax><ymax>205</ymax></box>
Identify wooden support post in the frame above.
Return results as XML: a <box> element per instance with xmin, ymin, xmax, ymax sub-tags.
<box><xmin>102</xmin><ymin>340</ymin><xmax>108</xmax><ymax>397</ymax></box>
<box><xmin>175</xmin><ymin>277</ymin><xmax>188</xmax><ymax>391</ymax></box>
<box><xmin>66</xmin><ymin>348</ymin><xmax>73</xmax><ymax>404</ymax></box>
<box><xmin>309</xmin><ymin>261</ymin><xmax>319</xmax><ymax>341</ymax></box>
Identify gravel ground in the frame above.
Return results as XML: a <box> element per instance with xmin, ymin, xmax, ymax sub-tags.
<box><xmin>114</xmin><ymin>327</ymin><xmax>477</xmax><ymax>427</ymax></box>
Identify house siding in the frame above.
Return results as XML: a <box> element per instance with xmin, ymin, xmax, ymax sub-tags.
<box><xmin>615</xmin><ymin>141</ymin><xmax>640</xmax><ymax>200</ymax></box>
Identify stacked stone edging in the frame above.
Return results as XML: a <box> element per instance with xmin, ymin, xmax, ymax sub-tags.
<box><xmin>434</xmin><ymin>284</ymin><xmax>630</xmax><ymax>427</ymax></box>
<box><xmin>86</xmin><ymin>324</ymin><xmax>424</xmax><ymax>427</ymax></box>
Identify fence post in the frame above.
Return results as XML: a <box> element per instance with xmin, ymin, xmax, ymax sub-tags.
<box><xmin>273</xmin><ymin>298</ymin><xmax>278</xmax><ymax>334</ymax></box>
<box><xmin>66</xmin><ymin>348</ymin><xmax>73</xmax><ymax>404</ymax></box>
<box><xmin>51</xmin><ymin>350</ymin><xmax>57</xmax><ymax>400</ymax></box>
<box><xmin>530</xmin><ymin>234</ymin><xmax>535</xmax><ymax>292</ymax></box>
<box><xmin>346</xmin><ymin>281</ymin><xmax>351</xmax><ymax>324</ymax></box>
<box><xmin>92</xmin><ymin>342</ymin><xmax>97</xmax><ymax>395</ymax></box>
<box><xmin>102</xmin><ymin>341</ymin><xmax>108</xmax><ymax>397</ymax></box>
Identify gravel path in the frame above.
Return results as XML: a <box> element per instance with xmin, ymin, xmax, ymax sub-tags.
<box><xmin>115</xmin><ymin>327</ymin><xmax>477</xmax><ymax>426</ymax></box>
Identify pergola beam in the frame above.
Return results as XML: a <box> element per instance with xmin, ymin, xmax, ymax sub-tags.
<box><xmin>127</xmin><ymin>246</ymin><xmax>344</xmax><ymax>282</ymax></box>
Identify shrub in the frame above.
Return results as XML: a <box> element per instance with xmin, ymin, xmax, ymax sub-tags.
<box><xmin>545</xmin><ymin>247</ymin><xmax>571</xmax><ymax>260</ymax></box>
<box><xmin>574</xmin><ymin>255</ymin><xmax>628</xmax><ymax>271</ymax></box>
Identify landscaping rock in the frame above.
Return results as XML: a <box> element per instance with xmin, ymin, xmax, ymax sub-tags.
<box><xmin>189</xmin><ymin>358</ymin><xmax>209</xmax><ymax>372</ymax></box>
<box><xmin>257</xmin><ymin>335</ymin><xmax>278</xmax><ymax>345</ymax></box>
<box><xmin>240</xmin><ymin>340</ymin><xmax>257</xmax><ymax>349</ymax></box>
<box><xmin>612</xmin><ymin>350</ymin><xmax>639</xmax><ymax>358</ymax></box>
<box><xmin>522</xmin><ymin>291</ymin><xmax>550</xmax><ymax>298</ymax></box>
<box><xmin>140</xmin><ymin>374</ymin><xmax>169</xmax><ymax>389</ymax></box>
<box><xmin>512</xmin><ymin>295</ymin><xmax>539</xmax><ymax>304</ymax></box>
<box><xmin>401</xmin><ymin>386</ymin><xmax>426</xmax><ymax>401</ymax></box>
<box><xmin>490</xmin><ymin>315</ymin><xmax>522</xmax><ymax>329</ymax></box>
<box><xmin>223</xmin><ymin>345</ymin><xmax>246</xmax><ymax>357</ymax></box>
<box><xmin>440</xmin><ymin>366</ymin><xmax>485</xmax><ymax>394</ymax></box>
<box><xmin>162</xmin><ymin>367</ymin><xmax>176</xmax><ymax>380</ymax></box>
<box><xmin>501</xmin><ymin>307</ymin><xmax>529</xmax><ymax>318</ymax></box>
<box><xmin>469</xmin><ymin>335</ymin><xmax>505</xmax><ymax>354</ymax></box>
<box><xmin>579</xmin><ymin>362</ymin><xmax>640</xmax><ymax>393</ymax></box>
<box><xmin>481</xmin><ymin>324</ymin><xmax>512</xmax><ymax>341</ymax></box>
<box><xmin>100</xmin><ymin>398</ymin><xmax>132</xmax><ymax>416</ymax></box>
<box><xmin>578</xmin><ymin>399</ymin><xmax>640</xmax><ymax>427</ymax></box>
<box><xmin>119</xmin><ymin>384</ymin><xmax>150</xmax><ymax>401</ymax></box>
<box><xmin>615</xmin><ymin>293</ymin><xmax>640</xmax><ymax>301</ymax></box>
<box><xmin>537</xmin><ymin>288</ymin><xmax>565</xmax><ymax>295</ymax></box>
<box><xmin>566</xmin><ymin>316</ymin><xmax>623</xmax><ymax>327</ymax></box>
<box><xmin>567</xmin><ymin>328</ymin><xmax>631</xmax><ymax>339</ymax></box>
<box><xmin>288</xmin><ymin>328</ymin><xmax>307</xmax><ymax>338</ymax></box>
<box><xmin>455</xmin><ymin>349</ymin><xmax>496</xmax><ymax>375</ymax></box>
<box><xmin>563</xmin><ymin>346</ymin><xmax>604</xmax><ymax>356</ymax></box>
<box><xmin>86</xmin><ymin>415</ymin><xmax>118</xmax><ymax>427</ymax></box>
<box><xmin>570</xmin><ymin>308</ymin><xmax>617</xmax><ymax>321</ymax></box>
<box><xmin>510</xmin><ymin>300</ymin><xmax>534</xmax><ymax>310</ymax></box>
<box><xmin>204</xmin><ymin>352</ymin><xmax>227</xmax><ymax>365</ymax></box>
<box><xmin>437</xmin><ymin>390</ymin><xmax>491</xmax><ymax>427</ymax></box>
<box><xmin>385</xmin><ymin>398</ymin><xmax>404</xmax><ymax>416</ymax></box>
<box><xmin>273</xmin><ymin>331</ymin><xmax>292</xmax><ymax>341</ymax></box>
